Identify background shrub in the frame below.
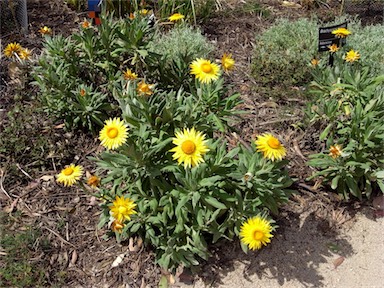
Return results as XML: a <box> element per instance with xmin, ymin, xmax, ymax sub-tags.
<box><xmin>251</xmin><ymin>17</ymin><xmax>384</xmax><ymax>89</ymax></box>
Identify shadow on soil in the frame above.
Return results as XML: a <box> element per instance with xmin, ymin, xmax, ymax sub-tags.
<box><xmin>195</xmin><ymin>211</ymin><xmax>354</xmax><ymax>287</ymax></box>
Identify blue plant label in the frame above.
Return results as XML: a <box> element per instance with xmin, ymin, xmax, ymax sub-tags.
<box><xmin>318</xmin><ymin>22</ymin><xmax>347</xmax><ymax>52</ymax></box>
<box><xmin>88</xmin><ymin>0</ymin><xmax>102</xmax><ymax>12</ymax></box>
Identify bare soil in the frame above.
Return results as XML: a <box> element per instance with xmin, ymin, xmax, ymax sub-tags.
<box><xmin>1</xmin><ymin>0</ymin><xmax>383</xmax><ymax>287</ymax></box>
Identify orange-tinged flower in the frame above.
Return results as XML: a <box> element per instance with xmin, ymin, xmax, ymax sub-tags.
<box><xmin>87</xmin><ymin>175</ymin><xmax>100</xmax><ymax>187</ymax></box>
<box><xmin>19</xmin><ymin>48</ymin><xmax>32</xmax><ymax>60</ymax></box>
<box><xmin>3</xmin><ymin>42</ymin><xmax>22</xmax><ymax>58</ymax></box>
<box><xmin>129</xmin><ymin>13</ymin><xmax>135</xmax><ymax>20</ymax></box>
<box><xmin>329</xmin><ymin>145</ymin><xmax>342</xmax><ymax>158</ymax></box>
<box><xmin>39</xmin><ymin>26</ymin><xmax>52</xmax><ymax>35</ymax></box>
<box><xmin>82</xmin><ymin>20</ymin><xmax>91</xmax><ymax>29</ymax></box>
<box><xmin>80</xmin><ymin>88</ymin><xmax>86</xmax><ymax>97</ymax></box>
<box><xmin>328</xmin><ymin>44</ymin><xmax>339</xmax><ymax>53</ymax></box>
<box><xmin>137</xmin><ymin>81</ymin><xmax>154</xmax><ymax>96</ymax></box>
<box><xmin>111</xmin><ymin>219</ymin><xmax>124</xmax><ymax>233</ymax></box>
<box><xmin>123</xmin><ymin>68</ymin><xmax>138</xmax><ymax>80</ymax></box>
<box><xmin>311</xmin><ymin>58</ymin><xmax>319</xmax><ymax>67</ymax></box>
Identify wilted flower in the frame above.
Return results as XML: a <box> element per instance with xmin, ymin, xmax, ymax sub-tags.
<box><xmin>39</xmin><ymin>26</ymin><xmax>52</xmax><ymax>35</ymax></box>
<box><xmin>87</xmin><ymin>175</ymin><xmax>100</xmax><ymax>187</ymax></box>
<box><xmin>329</xmin><ymin>144</ymin><xmax>342</xmax><ymax>158</ymax></box>
<box><xmin>221</xmin><ymin>53</ymin><xmax>235</xmax><ymax>73</ymax></box>
<box><xmin>311</xmin><ymin>58</ymin><xmax>319</xmax><ymax>67</ymax></box>
<box><xmin>328</xmin><ymin>44</ymin><xmax>339</xmax><ymax>53</ymax></box>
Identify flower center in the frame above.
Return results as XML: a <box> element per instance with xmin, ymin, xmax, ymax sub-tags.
<box><xmin>181</xmin><ymin>140</ymin><xmax>196</xmax><ymax>155</ymax></box>
<box><xmin>107</xmin><ymin>127</ymin><xmax>118</xmax><ymax>139</ymax></box>
<box><xmin>267</xmin><ymin>137</ymin><xmax>280</xmax><ymax>149</ymax></box>
<box><xmin>118</xmin><ymin>206</ymin><xmax>127</xmax><ymax>214</ymax></box>
<box><xmin>201</xmin><ymin>63</ymin><xmax>212</xmax><ymax>73</ymax></box>
<box><xmin>253</xmin><ymin>230</ymin><xmax>264</xmax><ymax>241</ymax></box>
<box><xmin>63</xmin><ymin>167</ymin><xmax>74</xmax><ymax>176</ymax></box>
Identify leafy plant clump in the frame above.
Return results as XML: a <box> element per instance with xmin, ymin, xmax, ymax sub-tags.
<box><xmin>92</xmin><ymin>60</ymin><xmax>293</xmax><ymax>270</ymax></box>
<box><xmin>304</xmin><ymin>28</ymin><xmax>384</xmax><ymax>200</ymax></box>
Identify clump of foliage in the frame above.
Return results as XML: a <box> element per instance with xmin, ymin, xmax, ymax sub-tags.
<box><xmin>93</xmin><ymin>64</ymin><xmax>293</xmax><ymax>270</ymax></box>
<box><xmin>32</xmin><ymin>13</ymin><xmax>215</xmax><ymax>132</ymax></box>
<box><xmin>251</xmin><ymin>17</ymin><xmax>384</xmax><ymax>91</ymax></box>
<box><xmin>305</xmin><ymin>31</ymin><xmax>384</xmax><ymax>200</ymax></box>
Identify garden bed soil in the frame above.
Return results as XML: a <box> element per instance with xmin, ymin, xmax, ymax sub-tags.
<box><xmin>1</xmin><ymin>0</ymin><xmax>383</xmax><ymax>287</ymax></box>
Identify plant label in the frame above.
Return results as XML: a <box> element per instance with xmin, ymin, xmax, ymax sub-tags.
<box><xmin>318</xmin><ymin>22</ymin><xmax>347</xmax><ymax>52</ymax></box>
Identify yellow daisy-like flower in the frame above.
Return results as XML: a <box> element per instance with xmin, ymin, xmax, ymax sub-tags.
<box><xmin>18</xmin><ymin>48</ymin><xmax>32</xmax><ymax>60</ymax></box>
<box><xmin>240</xmin><ymin>216</ymin><xmax>274</xmax><ymax>250</ymax></box>
<box><xmin>345</xmin><ymin>50</ymin><xmax>360</xmax><ymax>63</ymax></box>
<box><xmin>170</xmin><ymin>127</ymin><xmax>209</xmax><ymax>169</ymax></box>
<box><xmin>110</xmin><ymin>195</ymin><xmax>137</xmax><ymax>222</ymax></box>
<box><xmin>221</xmin><ymin>53</ymin><xmax>235</xmax><ymax>73</ymax></box>
<box><xmin>311</xmin><ymin>58</ymin><xmax>319</xmax><ymax>67</ymax></box>
<box><xmin>332</xmin><ymin>27</ymin><xmax>351</xmax><ymax>38</ymax></box>
<box><xmin>255</xmin><ymin>133</ymin><xmax>286</xmax><ymax>161</ymax></box>
<box><xmin>99</xmin><ymin>118</ymin><xmax>128</xmax><ymax>150</ymax></box>
<box><xmin>140</xmin><ymin>9</ymin><xmax>149</xmax><ymax>16</ymax></box>
<box><xmin>39</xmin><ymin>26</ymin><xmax>52</xmax><ymax>35</ymax></box>
<box><xmin>3</xmin><ymin>42</ymin><xmax>22</xmax><ymax>58</ymax></box>
<box><xmin>190</xmin><ymin>58</ymin><xmax>220</xmax><ymax>84</ymax></box>
<box><xmin>328</xmin><ymin>43</ymin><xmax>339</xmax><ymax>53</ymax></box>
<box><xmin>87</xmin><ymin>175</ymin><xmax>100</xmax><ymax>187</ymax></box>
<box><xmin>168</xmin><ymin>13</ymin><xmax>185</xmax><ymax>22</ymax></box>
<box><xmin>329</xmin><ymin>144</ymin><xmax>342</xmax><ymax>159</ymax></box>
<box><xmin>111</xmin><ymin>219</ymin><xmax>124</xmax><ymax>233</ymax></box>
<box><xmin>123</xmin><ymin>68</ymin><xmax>138</xmax><ymax>80</ymax></box>
<box><xmin>56</xmin><ymin>164</ymin><xmax>84</xmax><ymax>187</ymax></box>
<box><xmin>137</xmin><ymin>81</ymin><xmax>154</xmax><ymax>96</ymax></box>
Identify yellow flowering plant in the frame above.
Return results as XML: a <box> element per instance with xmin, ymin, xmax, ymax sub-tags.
<box><xmin>93</xmin><ymin>67</ymin><xmax>292</xmax><ymax>270</ymax></box>
<box><xmin>305</xmin><ymin>29</ymin><xmax>384</xmax><ymax>199</ymax></box>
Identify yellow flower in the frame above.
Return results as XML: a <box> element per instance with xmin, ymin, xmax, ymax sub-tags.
<box><xmin>345</xmin><ymin>50</ymin><xmax>360</xmax><ymax>63</ymax></box>
<box><xmin>255</xmin><ymin>133</ymin><xmax>286</xmax><ymax>161</ymax></box>
<box><xmin>328</xmin><ymin>44</ymin><xmax>339</xmax><ymax>53</ymax></box>
<box><xmin>240</xmin><ymin>216</ymin><xmax>274</xmax><ymax>250</ymax></box>
<box><xmin>140</xmin><ymin>9</ymin><xmax>149</xmax><ymax>16</ymax></box>
<box><xmin>123</xmin><ymin>68</ymin><xmax>138</xmax><ymax>80</ymax></box>
<box><xmin>87</xmin><ymin>175</ymin><xmax>100</xmax><ymax>187</ymax></box>
<box><xmin>99</xmin><ymin>118</ymin><xmax>128</xmax><ymax>150</ymax></box>
<box><xmin>221</xmin><ymin>53</ymin><xmax>235</xmax><ymax>72</ymax></box>
<box><xmin>137</xmin><ymin>81</ymin><xmax>154</xmax><ymax>96</ymax></box>
<box><xmin>190</xmin><ymin>58</ymin><xmax>220</xmax><ymax>84</ymax></box>
<box><xmin>170</xmin><ymin>127</ymin><xmax>209</xmax><ymax>169</ymax></box>
<box><xmin>18</xmin><ymin>48</ymin><xmax>32</xmax><ymax>60</ymax></box>
<box><xmin>3</xmin><ymin>42</ymin><xmax>22</xmax><ymax>58</ymax></box>
<box><xmin>311</xmin><ymin>58</ymin><xmax>319</xmax><ymax>67</ymax></box>
<box><xmin>82</xmin><ymin>20</ymin><xmax>91</xmax><ymax>29</ymax></box>
<box><xmin>56</xmin><ymin>164</ymin><xmax>84</xmax><ymax>187</ymax></box>
<box><xmin>39</xmin><ymin>26</ymin><xmax>52</xmax><ymax>35</ymax></box>
<box><xmin>331</xmin><ymin>27</ymin><xmax>351</xmax><ymax>38</ymax></box>
<box><xmin>168</xmin><ymin>13</ymin><xmax>184</xmax><ymax>22</ymax></box>
<box><xmin>110</xmin><ymin>195</ymin><xmax>137</xmax><ymax>222</ymax></box>
<box><xmin>111</xmin><ymin>219</ymin><xmax>124</xmax><ymax>233</ymax></box>
<box><xmin>329</xmin><ymin>145</ymin><xmax>342</xmax><ymax>159</ymax></box>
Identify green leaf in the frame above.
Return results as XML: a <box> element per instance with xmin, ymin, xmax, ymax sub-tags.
<box><xmin>199</xmin><ymin>176</ymin><xmax>223</xmax><ymax>187</ymax></box>
<box><xmin>331</xmin><ymin>175</ymin><xmax>340</xmax><ymax>190</ymax></box>
<box><xmin>204</xmin><ymin>196</ymin><xmax>227</xmax><ymax>210</ymax></box>
<box><xmin>374</xmin><ymin>171</ymin><xmax>384</xmax><ymax>179</ymax></box>
<box><xmin>320</xmin><ymin>124</ymin><xmax>332</xmax><ymax>141</ymax></box>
